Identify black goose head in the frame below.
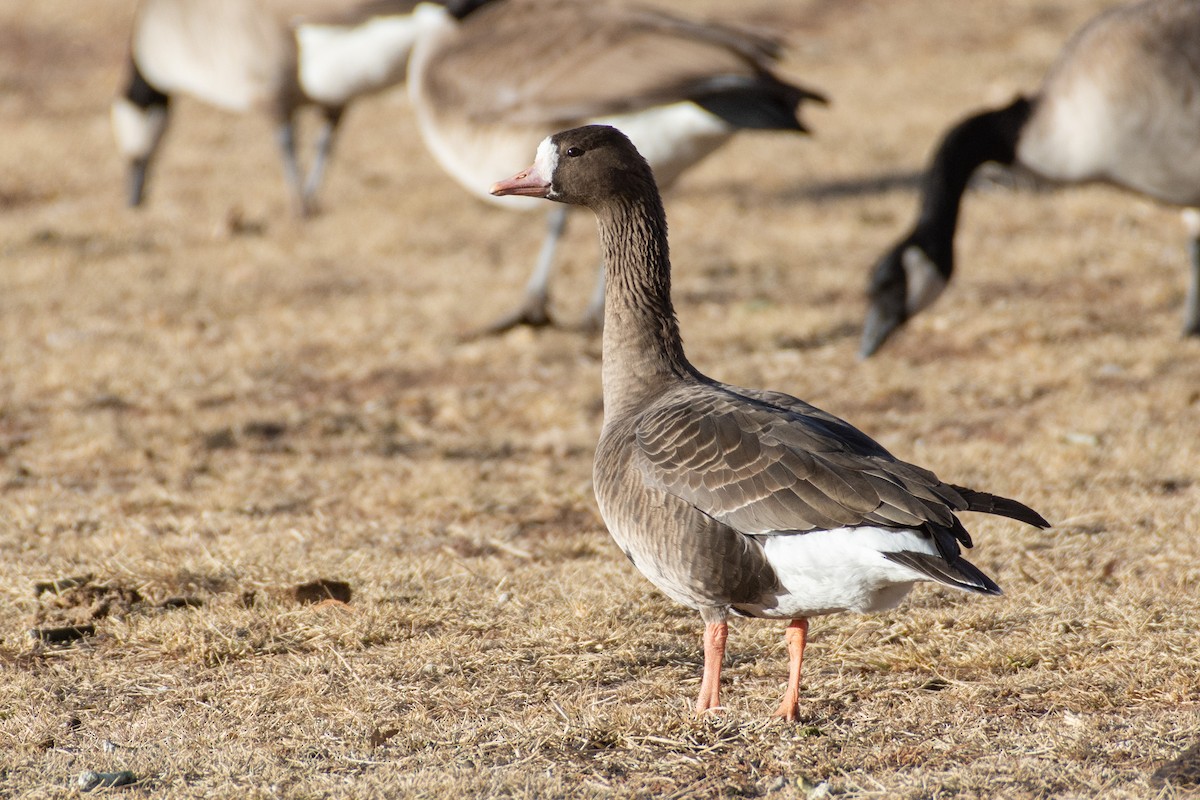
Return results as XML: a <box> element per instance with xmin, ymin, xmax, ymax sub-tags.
<box><xmin>860</xmin><ymin>234</ymin><xmax>951</xmax><ymax>358</ymax></box>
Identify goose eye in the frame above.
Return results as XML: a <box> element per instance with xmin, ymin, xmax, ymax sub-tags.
<box><xmin>565</xmin><ymin>146</ymin><xmax>584</xmax><ymax>158</ymax></box>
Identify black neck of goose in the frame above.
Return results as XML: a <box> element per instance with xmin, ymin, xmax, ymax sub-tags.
<box><xmin>443</xmin><ymin>0</ymin><xmax>495</xmax><ymax>20</ymax></box>
<box><xmin>597</xmin><ymin>189</ymin><xmax>692</xmax><ymax>417</ymax></box>
<box><xmin>910</xmin><ymin>96</ymin><xmax>1033</xmax><ymax>269</ymax></box>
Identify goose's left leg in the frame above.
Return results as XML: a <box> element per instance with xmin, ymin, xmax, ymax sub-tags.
<box><xmin>302</xmin><ymin>105</ymin><xmax>345</xmax><ymax>212</ymax></box>
<box><xmin>695</xmin><ymin>619</ymin><xmax>728</xmax><ymax>716</ymax></box>
<box><xmin>1183</xmin><ymin>209</ymin><xmax>1200</xmax><ymax>336</ymax></box>
<box><xmin>772</xmin><ymin>618</ymin><xmax>808</xmax><ymax>722</ymax></box>
<box><xmin>472</xmin><ymin>205</ymin><xmax>568</xmax><ymax>336</ymax></box>
<box><xmin>276</xmin><ymin>117</ymin><xmax>311</xmax><ymax>218</ymax></box>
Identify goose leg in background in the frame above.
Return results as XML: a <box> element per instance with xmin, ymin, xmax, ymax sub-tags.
<box><xmin>128</xmin><ymin>155</ymin><xmax>155</xmax><ymax>210</ymax></box>
<box><xmin>695</xmin><ymin>619</ymin><xmax>728</xmax><ymax>716</ymax></box>
<box><xmin>1183</xmin><ymin>209</ymin><xmax>1200</xmax><ymax>336</ymax></box>
<box><xmin>471</xmin><ymin>205</ymin><xmax>568</xmax><ymax>336</ymax></box>
<box><xmin>302</xmin><ymin>106</ymin><xmax>345</xmax><ymax>213</ymax></box>
<box><xmin>113</xmin><ymin>59</ymin><xmax>171</xmax><ymax>209</ymax></box>
<box><xmin>276</xmin><ymin>119</ymin><xmax>311</xmax><ymax>218</ymax></box>
<box><xmin>772</xmin><ymin>618</ymin><xmax>808</xmax><ymax>722</ymax></box>
<box><xmin>575</xmin><ymin>264</ymin><xmax>605</xmax><ymax>335</ymax></box>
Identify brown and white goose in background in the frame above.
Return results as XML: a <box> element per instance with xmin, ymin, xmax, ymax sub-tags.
<box><xmin>492</xmin><ymin>126</ymin><xmax>1050</xmax><ymax>719</ymax></box>
<box><xmin>112</xmin><ymin>0</ymin><xmax>485</xmax><ymax>216</ymax></box>
<box><xmin>861</xmin><ymin>0</ymin><xmax>1200</xmax><ymax>358</ymax></box>
<box><xmin>411</xmin><ymin>0</ymin><xmax>826</xmax><ymax>334</ymax></box>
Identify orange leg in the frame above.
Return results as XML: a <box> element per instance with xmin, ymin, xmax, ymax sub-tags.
<box><xmin>772</xmin><ymin>618</ymin><xmax>809</xmax><ymax>722</ymax></box>
<box><xmin>695</xmin><ymin>621</ymin><xmax>728</xmax><ymax>716</ymax></box>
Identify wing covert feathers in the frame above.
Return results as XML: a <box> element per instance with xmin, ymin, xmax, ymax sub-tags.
<box><xmin>634</xmin><ymin>384</ymin><xmax>1049</xmax><ymax>543</ymax></box>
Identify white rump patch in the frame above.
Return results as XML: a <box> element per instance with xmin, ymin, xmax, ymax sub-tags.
<box><xmin>902</xmin><ymin>245</ymin><xmax>948</xmax><ymax>314</ymax></box>
<box><xmin>736</xmin><ymin>526</ymin><xmax>941</xmax><ymax>619</ymax></box>
<box><xmin>110</xmin><ymin>97</ymin><xmax>168</xmax><ymax>159</ymax></box>
<box><xmin>1183</xmin><ymin>208</ymin><xmax>1200</xmax><ymax>238</ymax></box>
<box><xmin>297</xmin><ymin>4</ymin><xmax>448</xmax><ymax>106</ymax></box>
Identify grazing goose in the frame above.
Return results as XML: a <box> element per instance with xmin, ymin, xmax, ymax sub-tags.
<box><xmin>410</xmin><ymin>0</ymin><xmax>826</xmax><ymax>334</ymax></box>
<box><xmin>112</xmin><ymin>0</ymin><xmax>480</xmax><ymax>215</ymax></box>
<box><xmin>491</xmin><ymin>125</ymin><xmax>1050</xmax><ymax>719</ymax></box>
<box><xmin>862</xmin><ymin>0</ymin><xmax>1200</xmax><ymax>358</ymax></box>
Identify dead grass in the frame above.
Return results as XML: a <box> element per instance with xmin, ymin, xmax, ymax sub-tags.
<box><xmin>1</xmin><ymin>0</ymin><xmax>1199</xmax><ymax>797</ymax></box>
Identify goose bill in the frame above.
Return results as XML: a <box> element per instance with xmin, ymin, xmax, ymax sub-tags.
<box><xmin>490</xmin><ymin>164</ymin><xmax>551</xmax><ymax>198</ymax></box>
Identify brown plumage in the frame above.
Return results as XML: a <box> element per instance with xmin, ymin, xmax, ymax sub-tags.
<box><xmin>492</xmin><ymin>126</ymin><xmax>1049</xmax><ymax>720</ymax></box>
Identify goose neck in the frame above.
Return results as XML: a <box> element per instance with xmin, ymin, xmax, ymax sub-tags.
<box><xmin>912</xmin><ymin>97</ymin><xmax>1034</xmax><ymax>261</ymax></box>
<box><xmin>596</xmin><ymin>193</ymin><xmax>693</xmax><ymax>417</ymax></box>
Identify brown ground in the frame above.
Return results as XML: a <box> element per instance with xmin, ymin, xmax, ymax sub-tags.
<box><xmin>2</xmin><ymin>0</ymin><xmax>1198</xmax><ymax>797</ymax></box>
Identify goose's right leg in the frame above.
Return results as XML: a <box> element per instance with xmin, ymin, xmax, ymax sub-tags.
<box><xmin>471</xmin><ymin>205</ymin><xmax>568</xmax><ymax>336</ymax></box>
<box><xmin>111</xmin><ymin>57</ymin><xmax>170</xmax><ymax>208</ymax></box>
<box><xmin>771</xmin><ymin>618</ymin><xmax>808</xmax><ymax>723</ymax></box>
<box><xmin>276</xmin><ymin>118</ymin><xmax>311</xmax><ymax>218</ymax></box>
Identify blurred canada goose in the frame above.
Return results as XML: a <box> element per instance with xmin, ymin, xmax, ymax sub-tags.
<box><xmin>492</xmin><ymin>125</ymin><xmax>1049</xmax><ymax>719</ymax></box>
<box><xmin>411</xmin><ymin>0</ymin><xmax>826</xmax><ymax>334</ymax></box>
<box><xmin>112</xmin><ymin>0</ymin><xmax>480</xmax><ymax>216</ymax></box>
<box><xmin>862</xmin><ymin>0</ymin><xmax>1200</xmax><ymax>357</ymax></box>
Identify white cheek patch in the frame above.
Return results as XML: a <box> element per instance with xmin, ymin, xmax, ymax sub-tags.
<box><xmin>902</xmin><ymin>245</ymin><xmax>948</xmax><ymax>314</ymax></box>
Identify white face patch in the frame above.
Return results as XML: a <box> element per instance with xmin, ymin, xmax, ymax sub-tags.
<box><xmin>902</xmin><ymin>245</ymin><xmax>948</xmax><ymax>314</ymax></box>
<box><xmin>530</xmin><ymin>135</ymin><xmax>560</xmax><ymax>193</ymax></box>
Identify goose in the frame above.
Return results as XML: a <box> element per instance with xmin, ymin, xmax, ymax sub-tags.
<box><xmin>861</xmin><ymin>0</ymin><xmax>1200</xmax><ymax>358</ymax></box>
<box><xmin>409</xmin><ymin>0</ymin><xmax>826</xmax><ymax>334</ymax></box>
<box><xmin>112</xmin><ymin>0</ymin><xmax>484</xmax><ymax>216</ymax></box>
<box><xmin>491</xmin><ymin>125</ymin><xmax>1050</xmax><ymax>719</ymax></box>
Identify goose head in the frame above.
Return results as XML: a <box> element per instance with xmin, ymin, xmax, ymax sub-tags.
<box><xmin>489</xmin><ymin>125</ymin><xmax>656</xmax><ymax>209</ymax></box>
<box><xmin>861</xmin><ymin>236</ymin><xmax>951</xmax><ymax>358</ymax></box>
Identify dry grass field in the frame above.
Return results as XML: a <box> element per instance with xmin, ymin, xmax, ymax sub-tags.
<box><xmin>2</xmin><ymin>0</ymin><xmax>1199</xmax><ymax>797</ymax></box>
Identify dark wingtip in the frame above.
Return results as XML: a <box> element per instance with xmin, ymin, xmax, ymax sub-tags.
<box><xmin>800</xmin><ymin>86</ymin><xmax>830</xmax><ymax>107</ymax></box>
<box><xmin>792</xmin><ymin>85</ymin><xmax>829</xmax><ymax>134</ymax></box>
<box><xmin>950</xmin><ymin>555</ymin><xmax>1003</xmax><ymax>595</ymax></box>
<box><xmin>952</xmin><ymin>485</ymin><xmax>1051</xmax><ymax>529</ymax></box>
<box><xmin>882</xmin><ymin>551</ymin><xmax>1002</xmax><ymax>595</ymax></box>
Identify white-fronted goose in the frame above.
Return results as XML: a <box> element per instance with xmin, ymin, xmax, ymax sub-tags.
<box><xmin>862</xmin><ymin>0</ymin><xmax>1200</xmax><ymax>357</ymax></box>
<box><xmin>410</xmin><ymin>0</ymin><xmax>826</xmax><ymax>333</ymax></box>
<box><xmin>492</xmin><ymin>125</ymin><xmax>1050</xmax><ymax>719</ymax></box>
<box><xmin>112</xmin><ymin>0</ymin><xmax>481</xmax><ymax>215</ymax></box>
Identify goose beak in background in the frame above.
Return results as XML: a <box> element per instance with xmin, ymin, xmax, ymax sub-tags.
<box><xmin>490</xmin><ymin>164</ymin><xmax>551</xmax><ymax>198</ymax></box>
<box><xmin>859</xmin><ymin>303</ymin><xmax>903</xmax><ymax>359</ymax></box>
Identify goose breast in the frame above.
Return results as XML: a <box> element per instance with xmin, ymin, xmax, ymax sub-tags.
<box><xmin>1018</xmin><ymin>0</ymin><xmax>1200</xmax><ymax>204</ymax></box>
